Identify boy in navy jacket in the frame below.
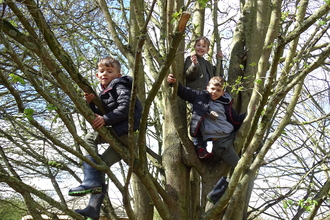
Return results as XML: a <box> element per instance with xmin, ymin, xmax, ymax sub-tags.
<box><xmin>167</xmin><ymin>74</ymin><xmax>245</xmax><ymax>210</ymax></box>
<box><xmin>69</xmin><ymin>56</ymin><xmax>142</xmax><ymax>220</ymax></box>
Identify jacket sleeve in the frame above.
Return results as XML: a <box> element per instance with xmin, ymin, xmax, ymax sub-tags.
<box><xmin>89</xmin><ymin>102</ymin><xmax>102</xmax><ymax>115</ymax></box>
<box><xmin>227</xmin><ymin>103</ymin><xmax>246</xmax><ymax>131</ymax></box>
<box><xmin>184</xmin><ymin>56</ymin><xmax>200</xmax><ymax>81</ymax></box>
<box><xmin>177</xmin><ymin>82</ymin><xmax>200</xmax><ymax>104</ymax></box>
<box><xmin>103</xmin><ymin>83</ymin><xmax>130</xmax><ymax>126</ymax></box>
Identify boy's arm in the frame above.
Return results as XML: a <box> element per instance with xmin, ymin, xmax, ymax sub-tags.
<box><xmin>167</xmin><ymin>74</ymin><xmax>199</xmax><ymax>103</ymax></box>
<box><xmin>83</xmin><ymin>93</ymin><xmax>102</xmax><ymax>115</ymax></box>
<box><xmin>231</xmin><ymin>108</ymin><xmax>246</xmax><ymax>123</ymax></box>
<box><xmin>227</xmin><ymin>104</ymin><xmax>246</xmax><ymax>130</ymax></box>
<box><xmin>184</xmin><ymin>56</ymin><xmax>200</xmax><ymax>80</ymax></box>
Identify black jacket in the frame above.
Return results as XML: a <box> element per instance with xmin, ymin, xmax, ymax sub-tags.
<box><xmin>177</xmin><ymin>82</ymin><xmax>245</xmax><ymax>137</ymax></box>
<box><xmin>184</xmin><ymin>56</ymin><xmax>217</xmax><ymax>90</ymax></box>
<box><xmin>90</xmin><ymin>76</ymin><xmax>143</xmax><ymax>136</ymax></box>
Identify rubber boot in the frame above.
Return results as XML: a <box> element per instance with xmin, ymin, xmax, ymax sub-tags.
<box><xmin>207</xmin><ymin>177</ymin><xmax>229</xmax><ymax>204</ymax></box>
<box><xmin>75</xmin><ymin>184</ymin><xmax>108</xmax><ymax>220</ymax></box>
<box><xmin>68</xmin><ymin>155</ymin><xmax>102</xmax><ymax>196</ymax></box>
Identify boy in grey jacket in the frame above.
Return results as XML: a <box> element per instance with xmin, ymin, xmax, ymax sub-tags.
<box><xmin>167</xmin><ymin>74</ymin><xmax>245</xmax><ymax>210</ymax></box>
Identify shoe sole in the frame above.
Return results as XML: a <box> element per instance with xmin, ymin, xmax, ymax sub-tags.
<box><xmin>199</xmin><ymin>153</ymin><xmax>214</xmax><ymax>159</ymax></box>
<box><xmin>68</xmin><ymin>187</ymin><xmax>102</xmax><ymax>196</ymax></box>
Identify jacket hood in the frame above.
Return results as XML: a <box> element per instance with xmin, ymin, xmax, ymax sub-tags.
<box><xmin>98</xmin><ymin>75</ymin><xmax>133</xmax><ymax>92</ymax></box>
<box><xmin>216</xmin><ymin>92</ymin><xmax>232</xmax><ymax>104</ymax></box>
<box><xmin>110</xmin><ymin>75</ymin><xmax>133</xmax><ymax>87</ymax></box>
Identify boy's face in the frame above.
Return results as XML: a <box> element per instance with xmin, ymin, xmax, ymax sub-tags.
<box><xmin>96</xmin><ymin>64</ymin><xmax>121</xmax><ymax>87</ymax></box>
<box><xmin>194</xmin><ymin>40</ymin><xmax>209</xmax><ymax>57</ymax></box>
<box><xmin>207</xmin><ymin>83</ymin><xmax>225</xmax><ymax>100</ymax></box>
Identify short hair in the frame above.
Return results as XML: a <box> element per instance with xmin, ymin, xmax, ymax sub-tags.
<box><xmin>194</xmin><ymin>36</ymin><xmax>210</xmax><ymax>48</ymax></box>
<box><xmin>98</xmin><ymin>56</ymin><xmax>121</xmax><ymax>73</ymax></box>
<box><xmin>208</xmin><ymin>76</ymin><xmax>226</xmax><ymax>88</ymax></box>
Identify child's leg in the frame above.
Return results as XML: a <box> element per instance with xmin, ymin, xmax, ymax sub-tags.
<box><xmin>205</xmin><ymin>133</ymin><xmax>240</xmax><ymax>209</ymax></box>
<box><xmin>84</xmin><ymin>128</ymin><xmax>129</xmax><ymax>167</ymax></box>
<box><xmin>206</xmin><ymin>176</ymin><xmax>229</xmax><ymax>205</ymax></box>
<box><xmin>101</xmin><ymin>128</ymin><xmax>138</xmax><ymax>167</ymax></box>
<box><xmin>101</xmin><ymin>147</ymin><xmax>121</xmax><ymax>167</ymax></box>
<box><xmin>75</xmin><ymin>183</ymin><xmax>107</xmax><ymax>220</ymax></box>
<box><xmin>68</xmin><ymin>131</ymin><xmax>105</xmax><ymax>196</ymax></box>
<box><xmin>84</xmin><ymin>131</ymin><xmax>103</xmax><ymax>154</ymax></box>
<box><xmin>101</xmin><ymin>133</ymin><xmax>127</xmax><ymax>167</ymax></box>
<box><xmin>221</xmin><ymin>146</ymin><xmax>239</xmax><ymax>167</ymax></box>
<box><xmin>69</xmin><ymin>130</ymin><xmax>121</xmax><ymax>196</ymax></box>
<box><xmin>212</xmin><ymin>132</ymin><xmax>239</xmax><ymax>167</ymax></box>
<box><xmin>68</xmin><ymin>155</ymin><xmax>103</xmax><ymax>196</ymax></box>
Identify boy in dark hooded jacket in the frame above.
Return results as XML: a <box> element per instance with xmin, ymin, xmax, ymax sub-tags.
<box><xmin>68</xmin><ymin>56</ymin><xmax>142</xmax><ymax>220</ymax></box>
<box><xmin>167</xmin><ymin>74</ymin><xmax>245</xmax><ymax>210</ymax></box>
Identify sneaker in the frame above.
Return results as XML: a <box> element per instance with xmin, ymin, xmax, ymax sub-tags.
<box><xmin>197</xmin><ymin>148</ymin><xmax>214</xmax><ymax>159</ymax></box>
<box><xmin>205</xmin><ymin>200</ymin><xmax>214</xmax><ymax>212</ymax></box>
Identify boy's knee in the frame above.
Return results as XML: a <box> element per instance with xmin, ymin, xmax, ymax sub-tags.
<box><xmin>223</xmin><ymin>149</ymin><xmax>239</xmax><ymax>168</ymax></box>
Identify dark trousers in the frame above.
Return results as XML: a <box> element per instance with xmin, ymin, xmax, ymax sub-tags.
<box><xmin>212</xmin><ymin>132</ymin><xmax>239</xmax><ymax>167</ymax></box>
<box><xmin>208</xmin><ymin>132</ymin><xmax>239</xmax><ymax>204</ymax></box>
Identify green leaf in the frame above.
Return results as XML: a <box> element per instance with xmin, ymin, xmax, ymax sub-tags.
<box><xmin>318</xmin><ymin>20</ymin><xmax>327</xmax><ymax>26</ymax></box>
<box><xmin>24</xmin><ymin>108</ymin><xmax>34</xmax><ymax>120</ymax></box>
<box><xmin>267</xmin><ymin>43</ymin><xmax>275</xmax><ymax>49</ymax></box>
<box><xmin>46</xmin><ymin>104</ymin><xmax>58</xmax><ymax>111</ymax></box>
<box><xmin>48</xmin><ymin>160</ymin><xmax>63</xmax><ymax>168</ymax></box>
<box><xmin>9</xmin><ymin>74</ymin><xmax>25</xmax><ymax>85</ymax></box>
<box><xmin>283</xmin><ymin>201</ymin><xmax>288</xmax><ymax>209</ymax></box>
<box><xmin>197</xmin><ymin>0</ymin><xmax>209</xmax><ymax>8</ymax></box>
<box><xmin>281</xmin><ymin>11</ymin><xmax>289</xmax><ymax>20</ymax></box>
<box><xmin>249</xmin><ymin>62</ymin><xmax>257</xmax><ymax>67</ymax></box>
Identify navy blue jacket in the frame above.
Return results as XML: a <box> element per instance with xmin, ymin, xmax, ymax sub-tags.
<box><xmin>89</xmin><ymin>76</ymin><xmax>142</xmax><ymax>136</ymax></box>
<box><xmin>177</xmin><ymin>82</ymin><xmax>245</xmax><ymax>137</ymax></box>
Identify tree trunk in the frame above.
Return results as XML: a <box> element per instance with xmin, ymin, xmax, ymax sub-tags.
<box><xmin>162</xmin><ymin>101</ymin><xmax>191</xmax><ymax>220</ymax></box>
<box><xmin>132</xmin><ymin>174</ymin><xmax>154</xmax><ymax>219</ymax></box>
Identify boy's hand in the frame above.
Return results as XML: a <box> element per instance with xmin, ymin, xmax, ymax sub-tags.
<box><xmin>167</xmin><ymin>74</ymin><xmax>177</xmax><ymax>83</ymax></box>
<box><xmin>190</xmin><ymin>54</ymin><xmax>198</xmax><ymax>65</ymax></box>
<box><xmin>84</xmin><ymin>93</ymin><xmax>95</xmax><ymax>103</ymax></box>
<box><xmin>216</xmin><ymin>51</ymin><xmax>223</xmax><ymax>60</ymax></box>
<box><xmin>92</xmin><ymin>114</ymin><xmax>105</xmax><ymax>129</ymax></box>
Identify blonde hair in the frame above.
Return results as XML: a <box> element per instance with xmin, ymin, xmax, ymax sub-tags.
<box><xmin>98</xmin><ymin>56</ymin><xmax>121</xmax><ymax>73</ymax></box>
<box><xmin>208</xmin><ymin>76</ymin><xmax>226</xmax><ymax>88</ymax></box>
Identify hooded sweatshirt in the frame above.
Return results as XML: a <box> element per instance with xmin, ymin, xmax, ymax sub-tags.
<box><xmin>200</xmin><ymin>93</ymin><xmax>234</xmax><ymax>140</ymax></box>
<box><xmin>176</xmin><ymin>82</ymin><xmax>245</xmax><ymax>138</ymax></box>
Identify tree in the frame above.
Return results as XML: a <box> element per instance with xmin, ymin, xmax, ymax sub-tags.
<box><xmin>0</xmin><ymin>192</ymin><xmax>26</xmax><ymax>220</ymax></box>
<box><xmin>0</xmin><ymin>0</ymin><xmax>329</xmax><ymax>220</ymax></box>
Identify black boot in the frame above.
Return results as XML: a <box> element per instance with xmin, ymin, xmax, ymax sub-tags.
<box><xmin>207</xmin><ymin>177</ymin><xmax>229</xmax><ymax>204</ymax></box>
<box><xmin>68</xmin><ymin>155</ymin><xmax>102</xmax><ymax>196</ymax></box>
<box><xmin>75</xmin><ymin>184</ymin><xmax>108</xmax><ymax>220</ymax></box>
